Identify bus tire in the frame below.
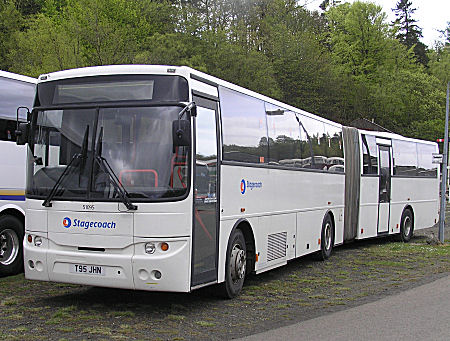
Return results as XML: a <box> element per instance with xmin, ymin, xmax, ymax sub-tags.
<box><xmin>0</xmin><ymin>215</ymin><xmax>24</xmax><ymax>276</ymax></box>
<box><xmin>318</xmin><ymin>214</ymin><xmax>334</xmax><ymax>261</ymax></box>
<box><xmin>400</xmin><ymin>209</ymin><xmax>413</xmax><ymax>242</ymax></box>
<box><xmin>220</xmin><ymin>229</ymin><xmax>247</xmax><ymax>299</ymax></box>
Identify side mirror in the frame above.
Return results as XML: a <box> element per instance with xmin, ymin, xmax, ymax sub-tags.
<box><xmin>172</xmin><ymin>120</ymin><xmax>191</xmax><ymax>147</ymax></box>
<box><xmin>16</xmin><ymin>122</ymin><xmax>29</xmax><ymax>145</ymax></box>
<box><xmin>190</xmin><ymin>105</ymin><xmax>197</xmax><ymax>117</ymax></box>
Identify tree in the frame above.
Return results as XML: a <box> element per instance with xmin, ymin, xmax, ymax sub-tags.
<box><xmin>439</xmin><ymin>21</ymin><xmax>450</xmax><ymax>45</ymax></box>
<box><xmin>0</xmin><ymin>1</ymin><xmax>22</xmax><ymax>70</ymax></box>
<box><xmin>392</xmin><ymin>0</ymin><xmax>428</xmax><ymax>66</ymax></box>
<box><xmin>9</xmin><ymin>0</ymin><xmax>176</xmax><ymax>75</ymax></box>
<box><xmin>14</xmin><ymin>0</ymin><xmax>45</xmax><ymax>16</ymax></box>
<box><xmin>327</xmin><ymin>2</ymin><xmax>389</xmax><ymax>77</ymax></box>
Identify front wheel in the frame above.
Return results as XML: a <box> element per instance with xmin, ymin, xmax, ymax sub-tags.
<box><xmin>220</xmin><ymin>229</ymin><xmax>247</xmax><ymax>299</ymax></box>
<box><xmin>318</xmin><ymin>214</ymin><xmax>334</xmax><ymax>261</ymax></box>
<box><xmin>0</xmin><ymin>215</ymin><xmax>24</xmax><ymax>276</ymax></box>
<box><xmin>400</xmin><ymin>209</ymin><xmax>413</xmax><ymax>242</ymax></box>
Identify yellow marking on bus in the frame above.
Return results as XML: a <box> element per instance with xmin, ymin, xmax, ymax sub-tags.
<box><xmin>0</xmin><ymin>190</ymin><xmax>25</xmax><ymax>196</ymax></box>
<box><xmin>146</xmin><ymin>283</ymin><xmax>158</xmax><ymax>285</ymax></box>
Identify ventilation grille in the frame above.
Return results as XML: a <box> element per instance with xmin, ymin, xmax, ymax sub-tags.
<box><xmin>267</xmin><ymin>232</ymin><xmax>287</xmax><ymax>262</ymax></box>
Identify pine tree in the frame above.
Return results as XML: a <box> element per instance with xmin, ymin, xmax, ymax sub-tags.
<box><xmin>392</xmin><ymin>0</ymin><xmax>428</xmax><ymax>66</ymax></box>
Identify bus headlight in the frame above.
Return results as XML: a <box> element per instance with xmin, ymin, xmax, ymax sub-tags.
<box><xmin>34</xmin><ymin>236</ymin><xmax>42</xmax><ymax>247</ymax></box>
<box><xmin>145</xmin><ymin>242</ymin><xmax>156</xmax><ymax>254</ymax></box>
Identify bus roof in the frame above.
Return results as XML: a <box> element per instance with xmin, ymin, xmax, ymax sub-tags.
<box><xmin>0</xmin><ymin>70</ymin><xmax>37</xmax><ymax>84</ymax></box>
<box><xmin>37</xmin><ymin>65</ymin><xmax>342</xmax><ymax>128</ymax></box>
<box><xmin>358</xmin><ymin>128</ymin><xmax>437</xmax><ymax>146</ymax></box>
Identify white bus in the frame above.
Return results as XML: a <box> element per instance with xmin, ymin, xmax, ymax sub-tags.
<box><xmin>0</xmin><ymin>70</ymin><xmax>36</xmax><ymax>276</ymax></box>
<box><xmin>18</xmin><ymin>65</ymin><xmax>439</xmax><ymax>297</ymax></box>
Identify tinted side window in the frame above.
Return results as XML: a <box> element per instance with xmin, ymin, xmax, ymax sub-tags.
<box><xmin>361</xmin><ymin>134</ymin><xmax>378</xmax><ymax>174</ymax></box>
<box><xmin>0</xmin><ymin>76</ymin><xmax>35</xmax><ymax>121</ymax></box>
<box><xmin>301</xmin><ymin>116</ymin><xmax>327</xmax><ymax>170</ymax></box>
<box><xmin>417</xmin><ymin>143</ymin><xmax>438</xmax><ymax>177</ymax></box>
<box><xmin>393</xmin><ymin>140</ymin><xmax>418</xmax><ymax>176</ymax></box>
<box><xmin>325</xmin><ymin>124</ymin><xmax>344</xmax><ymax>173</ymax></box>
<box><xmin>266</xmin><ymin>103</ymin><xmax>301</xmax><ymax>166</ymax></box>
<box><xmin>220</xmin><ymin>87</ymin><xmax>268</xmax><ymax>163</ymax></box>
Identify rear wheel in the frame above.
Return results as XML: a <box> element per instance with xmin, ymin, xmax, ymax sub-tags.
<box><xmin>220</xmin><ymin>229</ymin><xmax>247</xmax><ymax>299</ymax></box>
<box><xmin>318</xmin><ymin>214</ymin><xmax>334</xmax><ymax>261</ymax></box>
<box><xmin>0</xmin><ymin>215</ymin><xmax>24</xmax><ymax>276</ymax></box>
<box><xmin>400</xmin><ymin>209</ymin><xmax>413</xmax><ymax>242</ymax></box>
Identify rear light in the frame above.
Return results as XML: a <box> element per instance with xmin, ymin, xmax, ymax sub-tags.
<box><xmin>27</xmin><ymin>235</ymin><xmax>32</xmax><ymax>243</ymax></box>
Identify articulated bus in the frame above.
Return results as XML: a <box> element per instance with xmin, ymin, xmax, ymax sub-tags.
<box><xmin>0</xmin><ymin>71</ymin><xmax>36</xmax><ymax>276</ymax></box>
<box><xmin>17</xmin><ymin>65</ymin><xmax>439</xmax><ymax>297</ymax></box>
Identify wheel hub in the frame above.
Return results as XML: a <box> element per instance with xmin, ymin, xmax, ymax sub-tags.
<box><xmin>325</xmin><ymin>223</ymin><xmax>332</xmax><ymax>250</ymax></box>
<box><xmin>0</xmin><ymin>229</ymin><xmax>20</xmax><ymax>266</ymax></box>
<box><xmin>403</xmin><ymin>216</ymin><xmax>411</xmax><ymax>236</ymax></box>
<box><xmin>230</xmin><ymin>244</ymin><xmax>246</xmax><ymax>283</ymax></box>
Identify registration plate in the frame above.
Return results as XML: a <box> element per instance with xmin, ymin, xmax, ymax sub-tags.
<box><xmin>70</xmin><ymin>264</ymin><xmax>105</xmax><ymax>276</ymax></box>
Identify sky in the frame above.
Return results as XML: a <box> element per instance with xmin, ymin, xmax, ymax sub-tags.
<box><xmin>304</xmin><ymin>0</ymin><xmax>449</xmax><ymax>47</ymax></box>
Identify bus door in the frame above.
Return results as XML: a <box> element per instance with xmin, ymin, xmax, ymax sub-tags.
<box><xmin>377</xmin><ymin>145</ymin><xmax>391</xmax><ymax>234</ymax></box>
<box><xmin>191</xmin><ymin>96</ymin><xmax>219</xmax><ymax>287</ymax></box>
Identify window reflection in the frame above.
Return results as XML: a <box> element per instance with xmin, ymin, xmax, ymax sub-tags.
<box><xmin>220</xmin><ymin>87</ymin><xmax>268</xmax><ymax>163</ymax></box>
<box><xmin>362</xmin><ymin>134</ymin><xmax>378</xmax><ymax>175</ymax></box>
<box><xmin>393</xmin><ymin>140</ymin><xmax>418</xmax><ymax>176</ymax></box>
<box><xmin>416</xmin><ymin>143</ymin><xmax>437</xmax><ymax>177</ymax></box>
<box><xmin>266</xmin><ymin>103</ymin><xmax>302</xmax><ymax>166</ymax></box>
<box><xmin>0</xmin><ymin>76</ymin><xmax>35</xmax><ymax>121</ymax></box>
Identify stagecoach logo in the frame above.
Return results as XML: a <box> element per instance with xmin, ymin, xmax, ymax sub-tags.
<box><xmin>240</xmin><ymin>179</ymin><xmax>262</xmax><ymax>194</ymax></box>
<box><xmin>63</xmin><ymin>217</ymin><xmax>71</xmax><ymax>228</ymax></box>
<box><xmin>240</xmin><ymin>179</ymin><xmax>246</xmax><ymax>194</ymax></box>
<box><xmin>62</xmin><ymin>217</ymin><xmax>116</xmax><ymax>230</ymax></box>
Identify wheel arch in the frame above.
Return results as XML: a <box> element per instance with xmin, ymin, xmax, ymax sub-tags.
<box><xmin>229</xmin><ymin>218</ymin><xmax>256</xmax><ymax>274</ymax></box>
<box><xmin>402</xmin><ymin>205</ymin><xmax>415</xmax><ymax>227</ymax></box>
<box><xmin>0</xmin><ymin>205</ymin><xmax>25</xmax><ymax>226</ymax></box>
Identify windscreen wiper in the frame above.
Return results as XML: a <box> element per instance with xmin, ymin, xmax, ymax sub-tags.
<box><xmin>43</xmin><ymin>126</ymin><xmax>90</xmax><ymax>207</ymax></box>
<box><xmin>94</xmin><ymin>127</ymin><xmax>137</xmax><ymax>211</ymax></box>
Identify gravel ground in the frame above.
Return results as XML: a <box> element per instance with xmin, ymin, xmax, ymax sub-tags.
<box><xmin>0</xmin><ymin>226</ymin><xmax>449</xmax><ymax>341</ymax></box>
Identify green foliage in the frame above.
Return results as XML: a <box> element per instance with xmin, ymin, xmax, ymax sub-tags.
<box><xmin>392</xmin><ymin>0</ymin><xmax>428</xmax><ymax>66</ymax></box>
<box><xmin>1</xmin><ymin>0</ymin><xmax>447</xmax><ymax>142</ymax></box>
<box><xmin>0</xmin><ymin>1</ymin><xmax>22</xmax><ymax>70</ymax></box>
<box><xmin>327</xmin><ymin>1</ymin><xmax>389</xmax><ymax>77</ymax></box>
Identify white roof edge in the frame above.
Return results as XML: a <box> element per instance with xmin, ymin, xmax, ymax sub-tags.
<box><xmin>0</xmin><ymin>70</ymin><xmax>37</xmax><ymax>84</ymax></box>
<box><xmin>38</xmin><ymin>65</ymin><xmax>189</xmax><ymax>83</ymax></box>
<box><xmin>39</xmin><ymin>64</ymin><xmax>342</xmax><ymax>128</ymax></box>
<box><xmin>189</xmin><ymin>67</ymin><xmax>342</xmax><ymax>128</ymax></box>
<box><xmin>357</xmin><ymin>128</ymin><xmax>437</xmax><ymax>145</ymax></box>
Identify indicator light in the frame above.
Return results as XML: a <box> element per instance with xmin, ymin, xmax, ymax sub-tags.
<box><xmin>160</xmin><ymin>242</ymin><xmax>169</xmax><ymax>251</ymax></box>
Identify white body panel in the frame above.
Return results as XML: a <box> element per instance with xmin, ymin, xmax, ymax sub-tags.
<box><xmin>24</xmin><ymin>198</ymin><xmax>193</xmax><ymax>292</ymax></box>
<box><xmin>0</xmin><ymin>142</ymin><xmax>27</xmax><ymax>217</ymax></box>
<box><xmin>0</xmin><ymin>71</ymin><xmax>36</xmax><ymax>216</ymax></box>
<box><xmin>390</xmin><ymin>177</ymin><xmax>439</xmax><ymax>231</ymax></box>
<box><xmin>378</xmin><ymin>203</ymin><xmax>389</xmax><ymax>233</ymax></box>
<box><xmin>219</xmin><ymin>165</ymin><xmax>344</xmax><ymax>279</ymax></box>
<box><xmin>358</xmin><ymin>176</ymin><xmax>379</xmax><ymax>238</ymax></box>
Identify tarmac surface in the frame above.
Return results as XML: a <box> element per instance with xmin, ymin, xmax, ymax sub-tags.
<box><xmin>237</xmin><ymin>274</ymin><xmax>450</xmax><ymax>341</ymax></box>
